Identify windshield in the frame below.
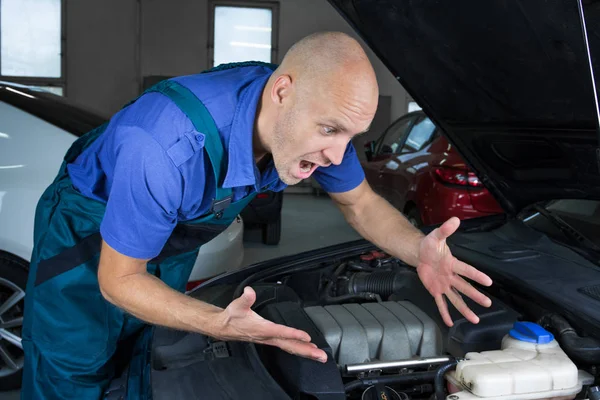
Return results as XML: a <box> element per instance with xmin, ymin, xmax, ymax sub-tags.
<box><xmin>522</xmin><ymin>199</ymin><xmax>600</xmax><ymax>249</ymax></box>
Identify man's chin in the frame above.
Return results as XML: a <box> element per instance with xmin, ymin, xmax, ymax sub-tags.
<box><xmin>273</xmin><ymin>160</ymin><xmax>302</xmax><ymax>185</ymax></box>
<box><xmin>279</xmin><ymin>174</ymin><xmax>302</xmax><ymax>186</ymax></box>
<box><xmin>276</xmin><ymin>167</ymin><xmax>302</xmax><ymax>185</ymax></box>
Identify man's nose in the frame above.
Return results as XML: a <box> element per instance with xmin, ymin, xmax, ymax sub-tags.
<box><xmin>322</xmin><ymin>141</ymin><xmax>347</xmax><ymax>166</ymax></box>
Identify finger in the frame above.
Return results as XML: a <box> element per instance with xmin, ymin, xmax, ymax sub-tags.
<box><xmin>435</xmin><ymin>294</ymin><xmax>453</xmax><ymax>327</ymax></box>
<box><xmin>267</xmin><ymin>338</ymin><xmax>328</xmax><ymax>363</ymax></box>
<box><xmin>433</xmin><ymin>217</ymin><xmax>460</xmax><ymax>241</ymax></box>
<box><xmin>453</xmin><ymin>276</ymin><xmax>492</xmax><ymax>308</ymax></box>
<box><xmin>447</xmin><ymin>288</ymin><xmax>479</xmax><ymax>324</ymax></box>
<box><xmin>259</xmin><ymin>320</ymin><xmax>312</xmax><ymax>342</ymax></box>
<box><xmin>452</xmin><ymin>260</ymin><xmax>493</xmax><ymax>286</ymax></box>
<box><xmin>234</xmin><ymin>286</ymin><xmax>257</xmax><ymax>310</ymax></box>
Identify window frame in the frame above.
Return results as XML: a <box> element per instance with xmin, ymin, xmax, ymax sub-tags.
<box><xmin>207</xmin><ymin>0</ymin><xmax>280</xmax><ymax>68</ymax></box>
<box><xmin>375</xmin><ymin>114</ymin><xmax>418</xmax><ymax>155</ymax></box>
<box><xmin>0</xmin><ymin>0</ymin><xmax>67</xmax><ymax>95</ymax></box>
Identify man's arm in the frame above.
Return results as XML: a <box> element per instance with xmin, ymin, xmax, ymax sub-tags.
<box><xmin>329</xmin><ymin>179</ymin><xmax>493</xmax><ymax>326</ymax></box>
<box><xmin>97</xmin><ymin>240</ymin><xmax>328</xmax><ymax>362</ymax></box>
<box><xmin>329</xmin><ymin>180</ymin><xmax>423</xmax><ymax>267</ymax></box>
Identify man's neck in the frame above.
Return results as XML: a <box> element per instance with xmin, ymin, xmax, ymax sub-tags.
<box><xmin>253</xmin><ymin>80</ymin><xmax>272</xmax><ymax>163</ymax></box>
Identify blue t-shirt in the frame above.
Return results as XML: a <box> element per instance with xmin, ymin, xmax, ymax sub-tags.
<box><xmin>67</xmin><ymin>65</ymin><xmax>365</xmax><ymax>259</ymax></box>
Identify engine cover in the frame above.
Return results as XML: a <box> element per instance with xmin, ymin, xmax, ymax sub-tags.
<box><xmin>305</xmin><ymin>301</ymin><xmax>443</xmax><ymax>366</ymax></box>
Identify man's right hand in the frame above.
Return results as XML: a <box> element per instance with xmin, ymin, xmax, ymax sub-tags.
<box><xmin>98</xmin><ymin>241</ymin><xmax>326</xmax><ymax>362</ymax></box>
<box><xmin>215</xmin><ymin>286</ymin><xmax>328</xmax><ymax>363</ymax></box>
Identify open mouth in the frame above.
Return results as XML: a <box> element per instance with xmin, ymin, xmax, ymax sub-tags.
<box><xmin>297</xmin><ymin>160</ymin><xmax>318</xmax><ymax>179</ymax></box>
<box><xmin>300</xmin><ymin>160</ymin><xmax>314</xmax><ymax>173</ymax></box>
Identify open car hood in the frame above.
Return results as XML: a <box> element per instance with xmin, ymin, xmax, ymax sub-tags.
<box><xmin>329</xmin><ymin>0</ymin><xmax>600</xmax><ymax>214</ymax></box>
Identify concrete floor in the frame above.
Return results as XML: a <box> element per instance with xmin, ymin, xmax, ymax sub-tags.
<box><xmin>1</xmin><ymin>193</ymin><xmax>360</xmax><ymax>399</ymax></box>
<box><xmin>242</xmin><ymin>193</ymin><xmax>361</xmax><ymax>265</ymax></box>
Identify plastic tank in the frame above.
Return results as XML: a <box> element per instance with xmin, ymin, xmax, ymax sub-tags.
<box><xmin>446</xmin><ymin>322</ymin><xmax>592</xmax><ymax>400</ymax></box>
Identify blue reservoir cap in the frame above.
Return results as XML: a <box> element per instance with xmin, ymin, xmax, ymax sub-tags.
<box><xmin>509</xmin><ymin>321</ymin><xmax>554</xmax><ymax>344</ymax></box>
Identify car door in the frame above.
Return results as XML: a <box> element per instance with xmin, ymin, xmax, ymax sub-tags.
<box><xmin>362</xmin><ymin>114</ymin><xmax>418</xmax><ymax>207</ymax></box>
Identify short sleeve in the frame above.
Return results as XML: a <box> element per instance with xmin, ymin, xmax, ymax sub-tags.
<box><xmin>313</xmin><ymin>142</ymin><xmax>365</xmax><ymax>193</ymax></box>
<box><xmin>100</xmin><ymin>126</ymin><xmax>184</xmax><ymax>259</ymax></box>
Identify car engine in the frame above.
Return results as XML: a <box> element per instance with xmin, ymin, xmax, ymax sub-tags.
<box><xmin>149</xmin><ymin>247</ymin><xmax>597</xmax><ymax>400</ymax></box>
<box><xmin>305</xmin><ymin>300</ymin><xmax>443</xmax><ymax>363</ymax></box>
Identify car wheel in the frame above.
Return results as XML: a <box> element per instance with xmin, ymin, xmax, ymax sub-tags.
<box><xmin>262</xmin><ymin>218</ymin><xmax>281</xmax><ymax>245</ymax></box>
<box><xmin>0</xmin><ymin>253</ymin><xmax>27</xmax><ymax>391</ymax></box>
<box><xmin>406</xmin><ymin>207</ymin><xmax>423</xmax><ymax>228</ymax></box>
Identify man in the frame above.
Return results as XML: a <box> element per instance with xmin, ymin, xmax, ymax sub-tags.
<box><xmin>22</xmin><ymin>32</ymin><xmax>492</xmax><ymax>399</ymax></box>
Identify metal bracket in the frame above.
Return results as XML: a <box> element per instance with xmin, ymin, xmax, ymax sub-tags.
<box><xmin>211</xmin><ymin>195</ymin><xmax>233</xmax><ymax>219</ymax></box>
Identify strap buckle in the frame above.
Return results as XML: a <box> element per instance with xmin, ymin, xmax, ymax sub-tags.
<box><xmin>211</xmin><ymin>195</ymin><xmax>233</xmax><ymax>219</ymax></box>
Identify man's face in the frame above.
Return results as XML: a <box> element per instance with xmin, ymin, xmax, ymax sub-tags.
<box><xmin>270</xmin><ymin>78</ymin><xmax>377</xmax><ymax>185</ymax></box>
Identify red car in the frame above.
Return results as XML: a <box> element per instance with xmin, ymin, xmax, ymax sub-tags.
<box><xmin>362</xmin><ymin>111</ymin><xmax>503</xmax><ymax>226</ymax></box>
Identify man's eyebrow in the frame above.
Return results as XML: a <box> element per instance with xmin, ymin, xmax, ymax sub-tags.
<box><xmin>323</xmin><ymin>120</ymin><xmax>371</xmax><ymax>134</ymax></box>
<box><xmin>322</xmin><ymin>119</ymin><xmax>347</xmax><ymax>132</ymax></box>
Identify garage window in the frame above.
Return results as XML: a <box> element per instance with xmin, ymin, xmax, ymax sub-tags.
<box><xmin>208</xmin><ymin>1</ymin><xmax>279</xmax><ymax>68</ymax></box>
<box><xmin>0</xmin><ymin>0</ymin><xmax>65</xmax><ymax>95</ymax></box>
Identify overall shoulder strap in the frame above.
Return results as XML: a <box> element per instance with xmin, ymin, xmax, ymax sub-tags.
<box><xmin>201</xmin><ymin>61</ymin><xmax>278</xmax><ymax>74</ymax></box>
<box><xmin>145</xmin><ymin>80</ymin><xmax>232</xmax><ymax>213</ymax></box>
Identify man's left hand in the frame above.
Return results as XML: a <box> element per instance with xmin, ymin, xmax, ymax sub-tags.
<box><xmin>417</xmin><ymin>216</ymin><xmax>493</xmax><ymax>327</ymax></box>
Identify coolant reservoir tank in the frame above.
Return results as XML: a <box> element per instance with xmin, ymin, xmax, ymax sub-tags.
<box><xmin>446</xmin><ymin>322</ymin><xmax>591</xmax><ymax>400</ymax></box>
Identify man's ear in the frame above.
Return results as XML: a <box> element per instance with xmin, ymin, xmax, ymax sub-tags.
<box><xmin>271</xmin><ymin>74</ymin><xmax>293</xmax><ymax>106</ymax></box>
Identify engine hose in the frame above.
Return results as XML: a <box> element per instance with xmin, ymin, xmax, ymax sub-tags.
<box><xmin>346</xmin><ymin>271</ymin><xmax>408</xmax><ymax>297</ymax></box>
<box><xmin>321</xmin><ymin>263</ymin><xmax>382</xmax><ymax>304</ymax></box>
<box><xmin>344</xmin><ymin>370</ymin><xmax>438</xmax><ymax>393</ymax></box>
<box><xmin>539</xmin><ymin>314</ymin><xmax>600</xmax><ymax>364</ymax></box>
<box><xmin>434</xmin><ymin>360</ymin><xmax>458</xmax><ymax>400</ymax></box>
<box><xmin>346</xmin><ymin>260</ymin><xmax>377</xmax><ymax>272</ymax></box>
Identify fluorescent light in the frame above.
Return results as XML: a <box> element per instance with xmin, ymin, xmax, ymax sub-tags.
<box><xmin>230</xmin><ymin>41</ymin><xmax>271</xmax><ymax>49</ymax></box>
<box><xmin>234</xmin><ymin>25</ymin><xmax>271</xmax><ymax>32</ymax></box>
<box><xmin>6</xmin><ymin>87</ymin><xmax>35</xmax><ymax>99</ymax></box>
<box><xmin>0</xmin><ymin>132</ymin><xmax>10</xmax><ymax>139</ymax></box>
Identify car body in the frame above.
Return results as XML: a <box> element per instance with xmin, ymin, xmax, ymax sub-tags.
<box><xmin>362</xmin><ymin>112</ymin><xmax>503</xmax><ymax>226</ymax></box>
<box><xmin>107</xmin><ymin>1</ymin><xmax>600</xmax><ymax>399</ymax></box>
<box><xmin>240</xmin><ymin>190</ymin><xmax>284</xmax><ymax>245</ymax></box>
<box><xmin>0</xmin><ymin>82</ymin><xmax>245</xmax><ymax>389</ymax></box>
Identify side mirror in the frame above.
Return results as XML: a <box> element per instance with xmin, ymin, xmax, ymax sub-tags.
<box><xmin>364</xmin><ymin>141</ymin><xmax>376</xmax><ymax>162</ymax></box>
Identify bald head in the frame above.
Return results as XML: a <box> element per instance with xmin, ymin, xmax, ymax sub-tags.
<box><xmin>276</xmin><ymin>32</ymin><xmax>378</xmax><ymax>101</ymax></box>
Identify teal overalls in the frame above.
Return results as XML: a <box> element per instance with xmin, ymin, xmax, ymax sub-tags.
<box><xmin>21</xmin><ymin>78</ymin><xmax>257</xmax><ymax>399</ymax></box>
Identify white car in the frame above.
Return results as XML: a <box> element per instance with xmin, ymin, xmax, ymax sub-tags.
<box><xmin>0</xmin><ymin>82</ymin><xmax>245</xmax><ymax>390</ymax></box>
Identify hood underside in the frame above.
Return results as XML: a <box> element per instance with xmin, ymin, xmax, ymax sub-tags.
<box><xmin>329</xmin><ymin>0</ymin><xmax>600</xmax><ymax>213</ymax></box>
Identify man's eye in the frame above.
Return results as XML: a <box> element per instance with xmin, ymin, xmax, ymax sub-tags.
<box><xmin>322</xmin><ymin>126</ymin><xmax>336</xmax><ymax>136</ymax></box>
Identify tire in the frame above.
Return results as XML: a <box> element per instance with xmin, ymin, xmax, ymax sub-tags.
<box><xmin>0</xmin><ymin>252</ymin><xmax>28</xmax><ymax>391</ymax></box>
<box><xmin>406</xmin><ymin>207</ymin><xmax>423</xmax><ymax>228</ymax></box>
<box><xmin>262</xmin><ymin>218</ymin><xmax>281</xmax><ymax>245</ymax></box>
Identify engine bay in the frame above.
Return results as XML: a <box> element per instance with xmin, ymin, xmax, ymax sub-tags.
<box><xmin>252</xmin><ymin>251</ymin><xmax>525</xmax><ymax>400</ymax></box>
<box><xmin>149</xmin><ymin>242</ymin><xmax>600</xmax><ymax>400</ymax></box>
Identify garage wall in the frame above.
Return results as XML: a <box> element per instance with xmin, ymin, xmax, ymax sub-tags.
<box><xmin>277</xmin><ymin>0</ymin><xmax>407</xmax><ymax>123</ymax></box>
<box><xmin>66</xmin><ymin>0</ymin><xmax>408</xmax><ymax>124</ymax></box>
<box><xmin>66</xmin><ymin>0</ymin><xmax>140</xmax><ymax>117</ymax></box>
